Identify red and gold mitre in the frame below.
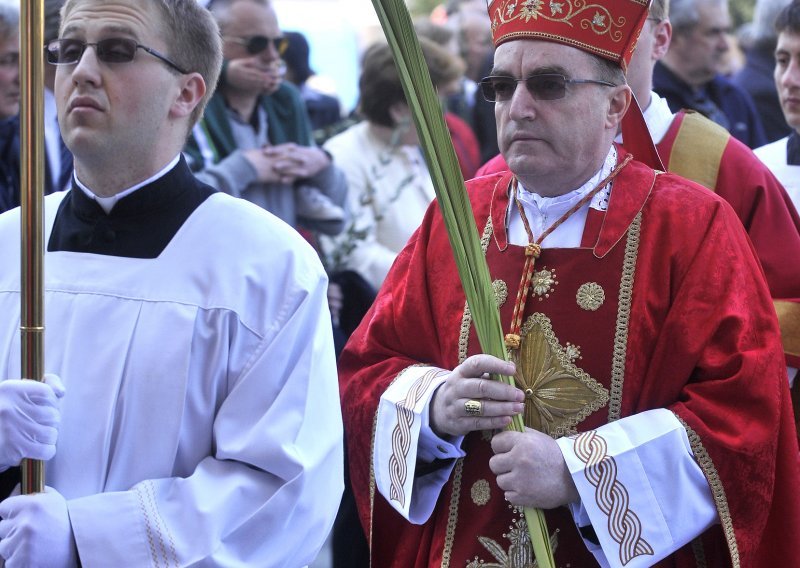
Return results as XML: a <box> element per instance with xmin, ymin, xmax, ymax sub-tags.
<box><xmin>487</xmin><ymin>0</ymin><xmax>650</xmax><ymax>72</ymax></box>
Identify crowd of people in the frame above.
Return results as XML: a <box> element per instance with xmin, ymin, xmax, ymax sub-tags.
<box><xmin>0</xmin><ymin>0</ymin><xmax>795</xmax><ymax>566</ymax></box>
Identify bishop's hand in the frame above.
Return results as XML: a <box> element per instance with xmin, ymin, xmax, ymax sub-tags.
<box><xmin>489</xmin><ymin>428</ymin><xmax>579</xmax><ymax>509</ymax></box>
<box><xmin>429</xmin><ymin>354</ymin><xmax>523</xmax><ymax>438</ymax></box>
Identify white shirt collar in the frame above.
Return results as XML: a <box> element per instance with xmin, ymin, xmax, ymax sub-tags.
<box><xmin>75</xmin><ymin>155</ymin><xmax>181</xmax><ymax>214</ymax></box>
<box><xmin>615</xmin><ymin>90</ymin><xmax>674</xmax><ymax>146</ymax></box>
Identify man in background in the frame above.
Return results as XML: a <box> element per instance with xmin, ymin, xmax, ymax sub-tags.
<box><xmin>654</xmin><ymin>0</ymin><xmax>767</xmax><ymax>147</ymax></box>
<box><xmin>185</xmin><ymin>0</ymin><xmax>348</xmax><ymax>237</ymax></box>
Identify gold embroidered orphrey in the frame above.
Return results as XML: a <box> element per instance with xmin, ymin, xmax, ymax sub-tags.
<box><xmin>513</xmin><ymin>312</ymin><xmax>609</xmax><ymax>436</ymax></box>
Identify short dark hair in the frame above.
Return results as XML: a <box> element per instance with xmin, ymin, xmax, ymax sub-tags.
<box><xmin>775</xmin><ymin>0</ymin><xmax>800</xmax><ymax>34</ymax></box>
<box><xmin>358</xmin><ymin>37</ymin><xmax>465</xmax><ymax>127</ymax></box>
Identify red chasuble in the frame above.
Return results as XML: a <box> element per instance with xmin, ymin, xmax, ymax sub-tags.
<box><xmin>339</xmin><ymin>147</ymin><xmax>800</xmax><ymax>567</ymax></box>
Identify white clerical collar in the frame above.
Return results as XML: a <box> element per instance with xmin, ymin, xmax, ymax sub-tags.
<box><xmin>75</xmin><ymin>155</ymin><xmax>181</xmax><ymax>214</ymax></box>
<box><xmin>516</xmin><ymin>145</ymin><xmax>617</xmax><ymax>215</ymax></box>
<box><xmin>509</xmin><ymin>146</ymin><xmax>617</xmax><ymax>247</ymax></box>
<box><xmin>615</xmin><ymin>90</ymin><xmax>674</xmax><ymax>146</ymax></box>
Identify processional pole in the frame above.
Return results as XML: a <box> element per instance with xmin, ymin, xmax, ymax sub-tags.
<box><xmin>19</xmin><ymin>0</ymin><xmax>46</xmax><ymax>495</ymax></box>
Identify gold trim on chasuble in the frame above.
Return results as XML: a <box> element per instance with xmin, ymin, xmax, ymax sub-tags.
<box><xmin>774</xmin><ymin>299</ymin><xmax>800</xmax><ymax>359</ymax></box>
<box><xmin>442</xmin><ymin>213</ymin><xmax>641</xmax><ymax>566</ymax></box>
<box><xmin>675</xmin><ymin>415</ymin><xmax>741</xmax><ymax>568</ymax></box>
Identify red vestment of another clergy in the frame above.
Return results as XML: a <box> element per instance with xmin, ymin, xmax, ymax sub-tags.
<box><xmin>339</xmin><ymin>147</ymin><xmax>800</xmax><ymax>567</ymax></box>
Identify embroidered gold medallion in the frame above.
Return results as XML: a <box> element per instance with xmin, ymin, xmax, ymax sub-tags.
<box><xmin>513</xmin><ymin>313</ymin><xmax>609</xmax><ymax>436</ymax></box>
<box><xmin>531</xmin><ymin>268</ymin><xmax>557</xmax><ymax>301</ymax></box>
<box><xmin>493</xmin><ymin>279</ymin><xmax>508</xmax><ymax>308</ymax></box>
<box><xmin>471</xmin><ymin>479</ymin><xmax>491</xmax><ymax>507</ymax></box>
<box><xmin>576</xmin><ymin>282</ymin><xmax>605</xmax><ymax>311</ymax></box>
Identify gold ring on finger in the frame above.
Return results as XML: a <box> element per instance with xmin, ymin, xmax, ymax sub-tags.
<box><xmin>464</xmin><ymin>399</ymin><xmax>482</xmax><ymax>416</ymax></box>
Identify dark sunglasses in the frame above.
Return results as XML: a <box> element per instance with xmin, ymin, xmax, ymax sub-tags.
<box><xmin>479</xmin><ymin>73</ymin><xmax>617</xmax><ymax>102</ymax></box>
<box><xmin>225</xmin><ymin>35</ymin><xmax>288</xmax><ymax>56</ymax></box>
<box><xmin>45</xmin><ymin>37</ymin><xmax>188</xmax><ymax>74</ymax></box>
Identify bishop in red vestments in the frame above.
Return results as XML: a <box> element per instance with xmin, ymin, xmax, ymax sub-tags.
<box><xmin>339</xmin><ymin>1</ymin><xmax>800</xmax><ymax>566</ymax></box>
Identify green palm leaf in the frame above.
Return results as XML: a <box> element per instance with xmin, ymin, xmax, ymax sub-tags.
<box><xmin>369</xmin><ymin>1</ymin><xmax>555</xmax><ymax>566</ymax></box>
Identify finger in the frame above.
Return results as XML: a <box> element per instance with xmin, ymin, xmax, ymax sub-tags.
<box><xmin>503</xmin><ymin>490</ymin><xmax>524</xmax><ymax>505</ymax></box>
<box><xmin>490</xmin><ymin>430</ymin><xmax>518</xmax><ymax>454</ymax></box>
<box><xmin>43</xmin><ymin>375</ymin><xmax>65</xmax><ymax>399</ymax></box>
<box><xmin>455</xmin><ymin>354</ymin><xmax>515</xmax><ymax>380</ymax></box>
<box><xmin>457</xmin><ymin>414</ymin><xmax>513</xmax><ymax>434</ymax></box>
<box><xmin>3</xmin><ymin>380</ymin><xmax>56</xmax><ymax>407</ymax></box>
<box><xmin>23</xmin><ymin>398</ymin><xmax>60</xmax><ymax>425</ymax></box>
<box><xmin>488</xmin><ymin>453</ymin><xmax>512</xmax><ymax>476</ymax></box>
<box><xmin>458</xmin><ymin>379</ymin><xmax>524</xmax><ymax>403</ymax></box>
<box><xmin>459</xmin><ymin>398</ymin><xmax>522</xmax><ymax>419</ymax></box>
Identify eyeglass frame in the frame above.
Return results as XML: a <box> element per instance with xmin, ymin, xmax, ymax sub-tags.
<box><xmin>479</xmin><ymin>73</ymin><xmax>618</xmax><ymax>102</ymax></box>
<box><xmin>45</xmin><ymin>37</ymin><xmax>189</xmax><ymax>75</ymax></box>
<box><xmin>223</xmin><ymin>35</ymin><xmax>288</xmax><ymax>56</ymax></box>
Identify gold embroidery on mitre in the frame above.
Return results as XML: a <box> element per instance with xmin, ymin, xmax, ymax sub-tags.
<box><xmin>531</xmin><ymin>267</ymin><xmax>558</xmax><ymax>301</ymax></box>
<box><xmin>491</xmin><ymin>0</ymin><xmax>628</xmax><ymax>43</ymax></box>
<box><xmin>576</xmin><ymin>281</ymin><xmax>605</xmax><ymax>311</ymax></box>
<box><xmin>471</xmin><ymin>479</ymin><xmax>492</xmax><ymax>506</ymax></box>
<box><xmin>513</xmin><ymin>313</ymin><xmax>609</xmax><ymax>437</ymax></box>
<box><xmin>467</xmin><ymin>511</ymin><xmax>560</xmax><ymax>568</ymax></box>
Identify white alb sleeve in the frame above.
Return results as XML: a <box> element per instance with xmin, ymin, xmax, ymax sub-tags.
<box><xmin>375</xmin><ymin>365</ymin><xmax>465</xmax><ymax>524</ymax></box>
<box><xmin>555</xmin><ymin>408</ymin><xmax>718</xmax><ymax>568</ymax></box>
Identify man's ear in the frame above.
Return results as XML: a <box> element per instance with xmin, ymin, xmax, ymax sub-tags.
<box><xmin>652</xmin><ymin>20</ymin><xmax>672</xmax><ymax>61</ymax></box>
<box><xmin>607</xmin><ymin>84</ymin><xmax>632</xmax><ymax>129</ymax></box>
<box><xmin>170</xmin><ymin>72</ymin><xmax>206</xmax><ymax>119</ymax></box>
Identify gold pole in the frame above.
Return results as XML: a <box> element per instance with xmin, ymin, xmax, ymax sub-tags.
<box><xmin>19</xmin><ymin>0</ymin><xmax>46</xmax><ymax>495</ymax></box>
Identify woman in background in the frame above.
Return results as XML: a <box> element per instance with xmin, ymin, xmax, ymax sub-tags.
<box><xmin>320</xmin><ymin>38</ymin><xmax>465</xmax><ymax>290</ymax></box>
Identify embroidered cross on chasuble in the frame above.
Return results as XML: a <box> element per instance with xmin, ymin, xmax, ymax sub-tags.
<box><xmin>513</xmin><ymin>311</ymin><xmax>609</xmax><ymax>436</ymax></box>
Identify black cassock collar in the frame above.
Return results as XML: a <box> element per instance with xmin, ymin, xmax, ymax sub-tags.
<box><xmin>48</xmin><ymin>155</ymin><xmax>215</xmax><ymax>258</ymax></box>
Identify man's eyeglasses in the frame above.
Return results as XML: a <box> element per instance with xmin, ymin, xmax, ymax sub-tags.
<box><xmin>479</xmin><ymin>73</ymin><xmax>617</xmax><ymax>102</ymax></box>
<box><xmin>224</xmin><ymin>35</ymin><xmax>288</xmax><ymax>56</ymax></box>
<box><xmin>45</xmin><ymin>38</ymin><xmax>188</xmax><ymax>74</ymax></box>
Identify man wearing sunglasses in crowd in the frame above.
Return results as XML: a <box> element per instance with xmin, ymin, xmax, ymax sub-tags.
<box><xmin>477</xmin><ymin>0</ymin><xmax>800</xmax><ymax>404</ymax></box>
<box><xmin>339</xmin><ymin>0</ymin><xmax>800</xmax><ymax>566</ymax></box>
<box><xmin>0</xmin><ymin>0</ymin><xmax>343</xmax><ymax>566</ymax></box>
<box><xmin>184</xmin><ymin>0</ymin><xmax>349</xmax><ymax>239</ymax></box>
